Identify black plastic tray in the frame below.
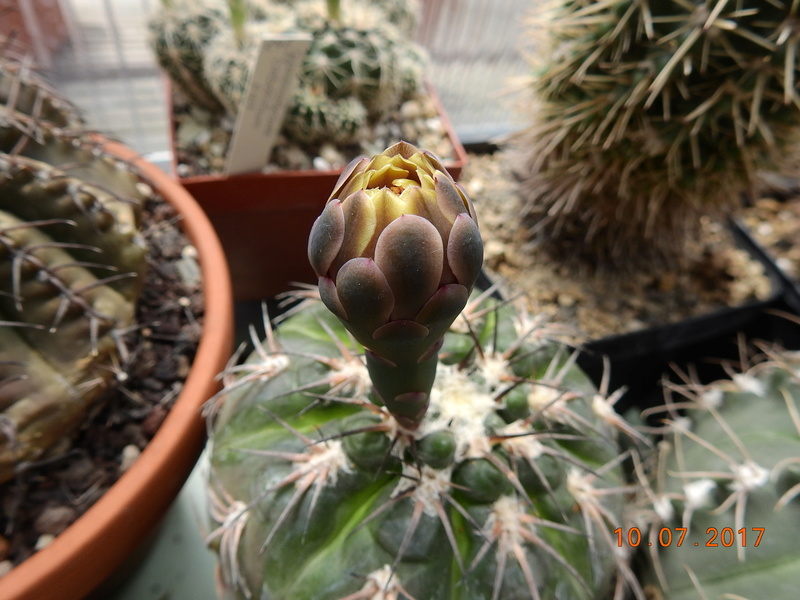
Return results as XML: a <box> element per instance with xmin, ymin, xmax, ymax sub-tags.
<box><xmin>575</xmin><ymin>219</ymin><xmax>800</xmax><ymax>413</ymax></box>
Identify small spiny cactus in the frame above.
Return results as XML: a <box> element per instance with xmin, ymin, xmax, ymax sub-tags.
<box><xmin>150</xmin><ymin>0</ymin><xmax>428</xmax><ymax>164</ymax></box>
<box><xmin>515</xmin><ymin>0</ymin><xmax>800</xmax><ymax>266</ymax></box>
<box><xmin>148</xmin><ymin>0</ymin><xmax>230</xmax><ymax>113</ymax></box>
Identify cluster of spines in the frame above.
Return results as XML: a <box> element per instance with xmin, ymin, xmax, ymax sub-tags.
<box><xmin>148</xmin><ymin>0</ymin><xmax>230</xmax><ymax>113</ymax></box>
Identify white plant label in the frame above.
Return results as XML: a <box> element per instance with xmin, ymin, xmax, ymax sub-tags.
<box><xmin>225</xmin><ymin>33</ymin><xmax>312</xmax><ymax>175</ymax></box>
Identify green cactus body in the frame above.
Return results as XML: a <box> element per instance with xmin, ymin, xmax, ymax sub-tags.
<box><xmin>0</xmin><ymin>57</ymin><xmax>148</xmax><ymax>483</ymax></box>
<box><xmin>202</xmin><ymin>7</ymin><xmax>300</xmax><ymax>118</ymax></box>
<box><xmin>0</xmin><ymin>55</ymin><xmax>85</xmax><ymax>150</ymax></box>
<box><xmin>639</xmin><ymin>351</ymin><xmax>800</xmax><ymax>599</ymax></box>
<box><xmin>517</xmin><ymin>0</ymin><xmax>800</xmax><ymax>265</ymax></box>
<box><xmin>207</xmin><ymin>294</ymin><xmax>642</xmax><ymax>600</ymax></box>
<box><xmin>0</xmin><ymin>154</ymin><xmax>147</xmax><ymax>482</ymax></box>
<box><xmin>284</xmin><ymin>84</ymin><xmax>367</xmax><ymax>146</ymax></box>
<box><xmin>1</xmin><ymin>61</ymin><xmax>148</xmax><ymax>299</ymax></box>
<box><xmin>148</xmin><ymin>0</ymin><xmax>230</xmax><ymax>113</ymax></box>
<box><xmin>300</xmin><ymin>22</ymin><xmax>420</xmax><ymax>121</ymax></box>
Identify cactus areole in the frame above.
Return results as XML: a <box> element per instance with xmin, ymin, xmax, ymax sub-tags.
<box><xmin>308</xmin><ymin>141</ymin><xmax>484</xmax><ymax>429</ymax></box>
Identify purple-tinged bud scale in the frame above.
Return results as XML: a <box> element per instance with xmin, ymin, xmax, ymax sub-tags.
<box><xmin>308</xmin><ymin>141</ymin><xmax>483</xmax><ymax>429</ymax></box>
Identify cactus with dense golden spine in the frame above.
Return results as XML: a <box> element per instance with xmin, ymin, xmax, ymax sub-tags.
<box><xmin>205</xmin><ymin>142</ymin><xmax>645</xmax><ymax>600</ymax></box>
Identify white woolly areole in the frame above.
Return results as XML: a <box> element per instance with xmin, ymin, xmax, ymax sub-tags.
<box><xmin>669</xmin><ymin>416</ymin><xmax>693</xmax><ymax>434</ymax></box>
<box><xmin>293</xmin><ymin>440</ymin><xmax>351</xmax><ymax>489</ymax></box>
<box><xmin>653</xmin><ymin>495</ymin><xmax>675</xmax><ymax>522</ymax></box>
<box><xmin>485</xmin><ymin>495</ymin><xmax>528</xmax><ymax>552</ymax></box>
<box><xmin>473</xmin><ymin>350</ymin><xmax>514</xmax><ymax>393</ymax></box>
<box><xmin>699</xmin><ymin>387</ymin><xmax>724</xmax><ymax>408</ymax></box>
<box><xmin>356</xmin><ymin>565</ymin><xmax>407</xmax><ymax>600</ymax></box>
<box><xmin>732</xmin><ymin>373</ymin><xmax>766</xmax><ymax>397</ymax></box>
<box><xmin>499</xmin><ymin>421</ymin><xmax>545</xmax><ymax>460</ymax></box>
<box><xmin>265</xmin><ymin>354</ymin><xmax>291</xmax><ymax>375</ymax></box>
<box><xmin>592</xmin><ymin>394</ymin><xmax>616</xmax><ymax>420</ymax></box>
<box><xmin>527</xmin><ymin>384</ymin><xmax>568</xmax><ymax>421</ymax></box>
<box><xmin>566</xmin><ymin>468</ymin><xmax>594</xmax><ymax>503</ymax></box>
<box><xmin>329</xmin><ymin>357</ymin><xmax>371</xmax><ymax>396</ymax></box>
<box><xmin>392</xmin><ymin>464</ymin><xmax>454</xmax><ymax>517</ymax></box>
<box><xmin>730</xmin><ymin>460</ymin><xmax>769</xmax><ymax>492</ymax></box>
<box><xmin>683</xmin><ymin>478</ymin><xmax>716</xmax><ymax>510</ymax></box>
<box><xmin>422</xmin><ymin>364</ymin><xmax>497</xmax><ymax>460</ymax></box>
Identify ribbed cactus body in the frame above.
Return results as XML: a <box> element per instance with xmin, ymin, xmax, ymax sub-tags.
<box><xmin>148</xmin><ymin>0</ymin><xmax>229</xmax><ymax>113</ymax></box>
<box><xmin>202</xmin><ymin>11</ymin><xmax>299</xmax><ymax>117</ymax></box>
<box><xmin>640</xmin><ymin>351</ymin><xmax>800</xmax><ymax>599</ymax></box>
<box><xmin>151</xmin><ymin>0</ymin><xmax>427</xmax><ymax>154</ymax></box>
<box><xmin>284</xmin><ymin>84</ymin><xmax>367</xmax><ymax>145</ymax></box>
<box><xmin>0</xmin><ymin>58</ymin><xmax>148</xmax><ymax>483</ymax></box>
<box><xmin>517</xmin><ymin>0</ymin><xmax>800</xmax><ymax>265</ymax></box>
<box><xmin>207</xmin><ymin>295</ymin><xmax>640</xmax><ymax>600</ymax></box>
<box><xmin>301</xmin><ymin>23</ymin><xmax>422</xmax><ymax>120</ymax></box>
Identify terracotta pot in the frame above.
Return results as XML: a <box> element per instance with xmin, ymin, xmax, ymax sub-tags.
<box><xmin>171</xmin><ymin>85</ymin><xmax>469</xmax><ymax>301</ymax></box>
<box><xmin>1</xmin><ymin>140</ymin><xmax>234</xmax><ymax>600</ymax></box>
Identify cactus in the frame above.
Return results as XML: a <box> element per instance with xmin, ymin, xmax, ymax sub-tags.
<box><xmin>202</xmin><ymin>12</ymin><xmax>299</xmax><ymax>118</ymax></box>
<box><xmin>0</xmin><ymin>56</ymin><xmax>148</xmax><ymax>482</ymax></box>
<box><xmin>205</xmin><ymin>142</ymin><xmax>644</xmax><ymax>600</ymax></box>
<box><xmin>283</xmin><ymin>84</ymin><xmax>367</xmax><ymax>146</ymax></box>
<box><xmin>633</xmin><ymin>344</ymin><xmax>800</xmax><ymax>600</ymax></box>
<box><xmin>298</xmin><ymin>19</ymin><xmax>424</xmax><ymax>122</ymax></box>
<box><xmin>148</xmin><ymin>0</ymin><xmax>230</xmax><ymax>113</ymax></box>
<box><xmin>151</xmin><ymin>0</ymin><xmax>428</xmax><ymax>164</ymax></box>
<box><xmin>515</xmin><ymin>0</ymin><xmax>800</xmax><ymax>266</ymax></box>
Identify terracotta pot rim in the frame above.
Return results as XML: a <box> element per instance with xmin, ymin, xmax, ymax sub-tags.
<box><xmin>1</xmin><ymin>140</ymin><xmax>234</xmax><ymax>600</ymax></box>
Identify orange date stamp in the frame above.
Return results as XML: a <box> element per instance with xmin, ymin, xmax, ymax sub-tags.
<box><xmin>613</xmin><ymin>527</ymin><xmax>765</xmax><ymax>548</ymax></box>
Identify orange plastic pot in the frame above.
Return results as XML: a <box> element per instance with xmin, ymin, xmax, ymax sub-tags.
<box><xmin>0</xmin><ymin>140</ymin><xmax>234</xmax><ymax>600</ymax></box>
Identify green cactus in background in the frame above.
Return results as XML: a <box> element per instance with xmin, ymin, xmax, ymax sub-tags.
<box><xmin>283</xmin><ymin>84</ymin><xmax>367</xmax><ymax>146</ymax></box>
<box><xmin>0</xmin><ymin>55</ymin><xmax>148</xmax><ymax>483</ymax></box>
<box><xmin>515</xmin><ymin>0</ymin><xmax>800</xmax><ymax>266</ymax></box>
<box><xmin>201</xmin><ymin>5</ymin><xmax>298</xmax><ymax>117</ymax></box>
<box><xmin>148</xmin><ymin>0</ymin><xmax>230</xmax><ymax>113</ymax></box>
<box><xmin>205</xmin><ymin>142</ymin><xmax>645</xmax><ymax>600</ymax></box>
<box><xmin>634</xmin><ymin>344</ymin><xmax>800</xmax><ymax>599</ymax></box>
<box><xmin>149</xmin><ymin>0</ymin><xmax>427</xmax><ymax>161</ymax></box>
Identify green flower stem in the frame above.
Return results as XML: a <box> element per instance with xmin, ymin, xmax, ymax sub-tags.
<box><xmin>364</xmin><ymin>345</ymin><xmax>440</xmax><ymax>430</ymax></box>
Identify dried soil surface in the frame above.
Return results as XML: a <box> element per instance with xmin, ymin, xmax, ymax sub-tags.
<box><xmin>0</xmin><ymin>194</ymin><xmax>204</xmax><ymax>573</ymax></box>
<box><xmin>462</xmin><ymin>150</ymin><xmax>799</xmax><ymax>342</ymax></box>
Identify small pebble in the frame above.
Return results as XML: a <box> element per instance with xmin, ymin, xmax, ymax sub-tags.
<box><xmin>312</xmin><ymin>156</ymin><xmax>332</xmax><ymax>171</ymax></box>
<box><xmin>34</xmin><ymin>534</ymin><xmax>57</xmax><ymax>551</ymax></box>
<box><xmin>142</xmin><ymin>406</ymin><xmax>169</xmax><ymax>437</ymax></box>
<box><xmin>0</xmin><ymin>560</ymin><xmax>13</xmax><ymax>577</ymax></box>
<box><xmin>119</xmin><ymin>444</ymin><xmax>141</xmax><ymax>474</ymax></box>
<box><xmin>34</xmin><ymin>506</ymin><xmax>77</xmax><ymax>536</ymax></box>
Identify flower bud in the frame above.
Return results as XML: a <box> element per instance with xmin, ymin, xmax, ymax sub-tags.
<box><xmin>308</xmin><ymin>141</ymin><xmax>483</xmax><ymax>428</ymax></box>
